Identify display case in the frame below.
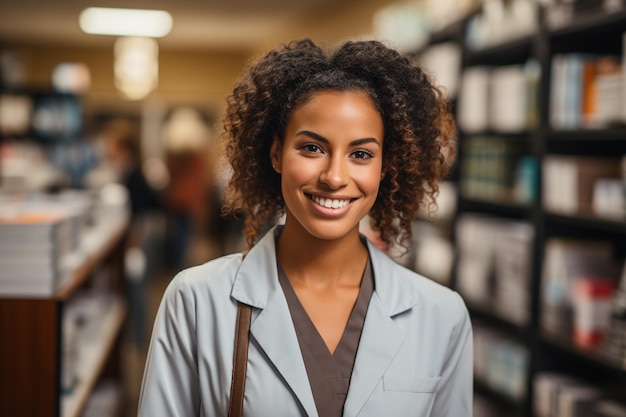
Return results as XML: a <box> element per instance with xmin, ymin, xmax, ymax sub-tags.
<box><xmin>0</xmin><ymin>198</ymin><xmax>128</xmax><ymax>417</ymax></box>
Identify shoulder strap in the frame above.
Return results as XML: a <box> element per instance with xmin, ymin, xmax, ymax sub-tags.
<box><xmin>228</xmin><ymin>302</ymin><xmax>252</xmax><ymax>417</ymax></box>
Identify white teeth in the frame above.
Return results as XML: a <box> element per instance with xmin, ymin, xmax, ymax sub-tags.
<box><xmin>311</xmin><ymin>195</ymin><xmax>349</xmax><ymax>209</ymax></box>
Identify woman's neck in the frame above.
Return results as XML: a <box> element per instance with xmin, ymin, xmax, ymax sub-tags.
<box><xmin>275</xmin><ymin>220</ymin><xmax>369</xmax><ymax>289</ymax></box>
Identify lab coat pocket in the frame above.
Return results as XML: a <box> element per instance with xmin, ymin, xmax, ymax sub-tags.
<box><xmin>380</xmin><ymin>376</ymin><xmax>441</xmax><ymax>415</ymax></box>
<box><xmin>383</xmin><ymin>376</ymin><xmax>441</xmax><ymax>393</ymax></box>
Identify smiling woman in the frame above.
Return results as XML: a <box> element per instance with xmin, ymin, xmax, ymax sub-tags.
<box><xmin>138</xmin><ymin>39</ymin><xmax>471</xmax><ymax>417</ymax></box>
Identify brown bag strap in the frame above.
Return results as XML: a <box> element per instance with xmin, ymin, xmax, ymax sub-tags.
<box><xmin>228</xmin><ymin>302</ymin><xmax>252</xmax><ymax>417</ymax></box>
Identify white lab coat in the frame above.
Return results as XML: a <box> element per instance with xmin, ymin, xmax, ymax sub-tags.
<box><xmin>138</xmin><ymin>226</ymin><xmax>473</xmax><ymax>416</ymax></box>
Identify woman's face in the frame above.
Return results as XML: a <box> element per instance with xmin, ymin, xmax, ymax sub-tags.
<box><xmin>271</xmin><ymin>90</ymin><xmax>384</xmax><ymax>243</ymax></box>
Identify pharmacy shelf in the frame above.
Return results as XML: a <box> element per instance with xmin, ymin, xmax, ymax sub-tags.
<box><xmin>547</xmin><ymin>128</ymin><xmax>626</xmax><ymax>141</ymax></box>
<box><xmin>61</xmin><ymin>297</ymin><xmax>126</xmax><ymax>417</ymax></box>
<box><xmin>0</xmin><ymin>212</ymin><xmax>128</xmax><ymax>417</ymax></box>
<box><xmin>468</xmin><ymin>303</ymin><xmax>532</xmax><ymax>343</ymax></box>
<box><xmin>433</xmin><ymin>3</ymin><xmax>626</xmax><ymax>416</ymax></box>
<box><xmin>474</xmin><ymin>379</ymin><xmax>527</xmax><ymax>411</ymax></box>
<box><xmin>458</xmin><ymin>196</ymin><xmax>533</xmax><ymax>219</ymax></box>
<box><xmin>541</xmin><ymin>331</ymin><xmax>626</xmax><ymax>377</ymax></box>
<box><xmin>459</xmin><ymin>130</ymin><xmax>534</xmax><ymax>140</ymax></box>
<box><xmin>464</xmin><ymin>35</ymin><xmax>534</xmax><ymax>66</ymax></box>
<box><xmin>545</xmin><ymin>130</ymin><xmax>626</xmax><ymax>156</ymax></box>
<box><xmin>548</xmin><ymin>8</ymin><xmax>626</xmax><ymax>39</ymax></box>
<box><xmin>548</xmin><ymin>8</ymin><xmax>626</xmax><ymax>57</ymax></box>
<box><xmin>0</xmin><ymin>89</ymin><xmax>83</xmax><ymax>143</ymax></box>
<box><xmin>80</xmin><ymin>380</ymin><xmax>122</xmax><ymax>417</ymax></box>
<box><xmin>57</xmin><ymin>216</ymin><xmax>129</xmax><ymax>300</ymax></box>
<box><xmin>545</xmin><ymin>212</ymin><xmax>626</xmax><ymax>236</ymax></box>
<box><xmin>475</xmin><ymin>391</ymin><xmax>526</xmax><ymax>417</ymax></box>
<box><xmin>428</xmin><ymin>18</ymin><xmax>465</xmax><ymax>45</ymax></box>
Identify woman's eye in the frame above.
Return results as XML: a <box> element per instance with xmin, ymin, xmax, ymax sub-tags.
<box><xmin>351</xmin><ymin>150</ymin><xmax>373</xmax><ymax>160</ymax></box>
<box><xmin>302</xmin><ymin>144</ymin><xmax>322</xmax><ymax>153</ymax></box>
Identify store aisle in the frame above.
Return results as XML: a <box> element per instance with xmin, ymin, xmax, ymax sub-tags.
<box><xmin>120</xmin><ymin>229</ymin><xmax>230</xmax><ymax>416</ymax></box>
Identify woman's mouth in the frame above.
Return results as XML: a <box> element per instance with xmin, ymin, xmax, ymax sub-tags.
<box><xmin>307</xmin><ymin>194</ymin><xmax>352</xmax><ymax>209</ymax></box>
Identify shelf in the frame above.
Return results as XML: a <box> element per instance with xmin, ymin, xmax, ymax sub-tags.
<box><xmin>547</xmin><ymin>129</ymin><xmax>626</xmax><ymax>141</ymax></box>
<box><xmin>460</xmin><ymin>130</ymin><xmax>534</xmax><ymax>140</ymax></box>
<box><xmin>60</xmin><ymin>297</ymin><xmax>126</xmax><ymax>417</ymax></box>
<box><xmin>464</xmin><ymin>35</ymin><xmax>534</xmax><ymax>66</ymax></box>
<box><xmin>548</xmin><ymin>8</ymin><xmax>626</xmax><ymax>54</ymax></box>
<box><xmin>548</xmin><ymin>8</ymin><xmax>626</xmax><ymax>39</ymax></box>
<box><xmin>56</xmin><ymin>215</ymin><xmax>129</xmax><ymax>300</ymax></box>
<box><xmin>0</xmin><ymin>90</ymin><xmax>83</xmax><ymax>143</ymax></box>
<box><xmin>541</xmin><ymin>331</ymin><xmax>626</xmax><ymax>377</ymax></box>
<box><xmin>468</xmin><ymin>302</ymin><xmax>531</xmax><ymax>341</ymax></box>
<box><xmin>474</xmin><ymin>379</ymin><xmax>526</xmax><ymax>410</ymax></box>
<box><xmin>474</xmin><ymin>390</ymin><xmax>526</xmax><ymax>417</ymax></box>
<box><xmin>436</xmin><ymin>2</ymin><xmax>626</xmax><ymax>415</ymax></box>
<box><xmin>459</xmin><ymin>197</ymin><xmax>532</xmax><ymax>219</ymax></box>
<box><xmin>545</xmin><ymin>130</ymin><xmax>626</xmax><ymax>155</ymax></box>
<box><xmin>545</xmin><ymin>212</ymin><xmax>626</xmax><ymax>236</ymax></box>
<box><xmin>428</xmin><ymin>19</ymin><xmax>464</xmax><ymax>45</ymax></box>
<box><xmin>80</xmin><ymin>380</ymin><xmax>122</xmax><ymax>417</ymax></box>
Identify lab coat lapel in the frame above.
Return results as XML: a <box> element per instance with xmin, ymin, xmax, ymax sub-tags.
<box><xmin>342</xmin><ymin>293</ymin><xmax>406</xmax><ymax>417</ymax></box>
<box><xmin>250</xmin><ymin>292</ymin><xmax>319</xmax><ymax>417</ymax></box>
<box><xmin>343</xmin><ymin>239</ymin><xmax>416</xmax><ymax>417</ymax></box>
<box><xmin>231</xmin><ymin>227</ymin><xmax>318</xmax><ymax>417</ymax></box>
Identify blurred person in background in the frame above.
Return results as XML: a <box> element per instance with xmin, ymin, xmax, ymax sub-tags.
<box><xmin>91</xmin><ymin>117</ymin><xmax>164</xmax><ymax>348</ymax></box>
<box><xmin>162</xmin><ymin>107</ymin><xmax>217</xmax><ymax>271</ymax></box>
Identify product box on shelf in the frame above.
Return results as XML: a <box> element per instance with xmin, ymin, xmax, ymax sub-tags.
<box><xmin>0</xmin><ymin>212</ymin><xmax>74</xmax><ymax>296</ymax></box>
<box><xmin>0</xmin><ymin>189</ymin><xmax>127</xmax><ymax>297</ymax></box>
<box><xmin>542</xmin><ymin>156</ymin><xmax>623</xmax><ymax>218</ymax></box>
<box><xmin>541</xmin><ymin>238</ymin><xmax>616</xmax><ymax>340</ymax></box>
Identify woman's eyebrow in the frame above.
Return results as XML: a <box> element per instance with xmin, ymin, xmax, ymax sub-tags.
<box><xmin>350</xmin><ymin>138</ymin><xmax>381</xmax><ymax>147</ymax></box>
<box><xmin>295</xmin><ymin>130</ymin><xmax>328</xmax><ymax>143</ymax></box>
<box><xmin>295</xmin><ymin>130</ymin><xmax>381</xmax><ymax>147</ymax></box>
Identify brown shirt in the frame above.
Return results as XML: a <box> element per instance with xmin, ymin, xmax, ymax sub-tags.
<box><xmin>278</xmin><ymin>257</ymin><xmax>374</xmax><ymax>417</ymax></box>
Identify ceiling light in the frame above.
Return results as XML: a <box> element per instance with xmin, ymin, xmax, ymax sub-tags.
<box><xmin>79</xmin><ymin>7</ymin><xmax>173</xmax><ymax>38</ymax></box>
<box><xmin>114</xmin><ymin>37</ymin><xmax>159</xmax><ymax>100</ymax></box>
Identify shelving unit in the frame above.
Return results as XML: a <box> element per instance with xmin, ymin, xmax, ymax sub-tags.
<box><xmin>415</xmin><ymin>4</ymin><xmax>626</xmax><ymax>416</ymax></box>
<box><xmin>61</xmin><ymin>298</ymin><xmax>126</xmax><ymax>417</ymax></box>
<box><xmin>0</xmin><ymin>88</ymin><xmax>83</xmax><ymax>142</ymax></box>
<box><xmin>0</xmin><ymin>215</ymin><xmax>128</xmax><ymax>417</ymax></box>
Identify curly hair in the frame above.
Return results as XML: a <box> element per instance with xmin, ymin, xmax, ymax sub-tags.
<box><xmin>221</xmin><ymin>38</ymin><xmax>455</xmax><ymax>251</ymax></box>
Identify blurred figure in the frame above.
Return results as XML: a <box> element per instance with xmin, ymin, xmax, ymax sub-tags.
<box><xmin>212</xmin><ymin>157</ymin><xmax>246</xmax><ymax>256</ymax></box>
<box><xmin>97</xmin><ymin>117</ymin><xmax>164</xmax><ymax>348</ymax></box>
<box><xmin>162</xmin><ymin>107</ymin><xmax>216</xmax><ymax>271</ymax></box>
<box><xmin>102</xmin><ymin>119</ymin><xmax>162</xmax><ymax>220</ymax></box>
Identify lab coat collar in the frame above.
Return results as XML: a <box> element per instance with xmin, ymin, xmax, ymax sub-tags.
<box><xmin>230</xmin><ymin>225</ymin><xmax>418</xmax><ymax>316</ymax></box>
<box><xmin>230</xmin><ymin>225</ymin><xmax>417</xmax><ymax>417</ymax></box>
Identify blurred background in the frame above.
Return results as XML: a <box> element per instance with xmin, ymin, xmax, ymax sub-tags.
<box><xmin>1</xmin><ymin>0</ymin><xmax>626</xmax><ymax>416</ymax></box>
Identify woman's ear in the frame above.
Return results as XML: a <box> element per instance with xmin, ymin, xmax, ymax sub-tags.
<box><xmin>270</xmin><ymin>138</ymin><xmax>282</xmax><ymax>173</ymax></box>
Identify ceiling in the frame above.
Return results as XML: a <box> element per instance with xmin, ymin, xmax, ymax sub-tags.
<box><xmin>0</xmin><ymin>0</ymin><xmax>366</xmax><ymax>51</ymax></box>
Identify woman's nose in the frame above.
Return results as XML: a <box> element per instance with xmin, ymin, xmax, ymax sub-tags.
<box><xmin>319</xmin><ymin>157</ymin><xmax>348</xmax><ymax>189</ymax></box>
